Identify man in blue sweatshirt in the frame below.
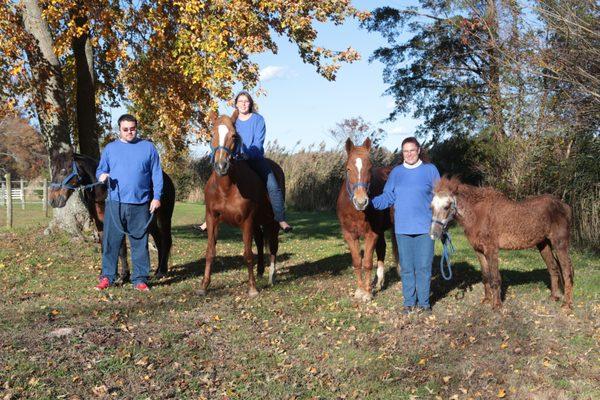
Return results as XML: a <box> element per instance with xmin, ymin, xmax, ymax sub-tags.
<box><xmin>95</xmin><ymin>114</ymin><xmax>163</xmax><ymax>292</ymax></box>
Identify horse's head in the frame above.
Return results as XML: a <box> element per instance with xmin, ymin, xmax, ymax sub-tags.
<box><xmin>48</xmin><ymin>144</ymin><xmax>81</xmax><ymax>208</ymax></box>
<box><xmin>344</xmin><ymin>137</ymin><xmax>372</xmax><ymax>211</ymax></box>
<box><xmin>209</xmin><ymin>110</ymin><xmax>239</xmax><ymax>176</ymax></box>
<box><xmin>429</xmin><ymin>176</ymin><xmax>460</xmax><ymax>240</ymax></box>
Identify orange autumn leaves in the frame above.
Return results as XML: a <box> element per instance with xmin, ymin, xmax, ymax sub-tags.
<box><xmin>1</xmin><ymin>0</ymin><xmax>366</xmax><ymax>162</ymax></box>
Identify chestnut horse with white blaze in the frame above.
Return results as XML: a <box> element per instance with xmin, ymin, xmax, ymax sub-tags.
<box><xmin>199</xmin><ymin>111</ymin><xmax>283</xmax><ymax>297</ymax></box>
<box><xmin>336</xmin><ymin>138</ymin><xmax>396</xmax><ymax>302</ymax></box>
<box><xmin>429</xmin><ymin>176</ymin><xmax>574</xmax><ymax>310</ymax></box>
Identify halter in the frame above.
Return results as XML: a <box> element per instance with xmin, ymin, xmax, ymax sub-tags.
<box><xmin>49</xmin><ymin>160</ymin><xmax>104</xmax><ymax>191</ymax></box>
<box><xmin>345</xmin><ymin>171</ymin><xmax>370</xmax><ymax>200</ymax></box>
<box><xmin>431</xmin><ymin>199</ymin><xmax>457</xmax><ymax>230</ymax></box>
<box><xmin>209</xmin><ymin>144</ymin><xmax>233</xmax><ymax>163</ymax></box>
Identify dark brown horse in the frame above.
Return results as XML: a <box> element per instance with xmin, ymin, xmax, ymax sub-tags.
<box><xmin>429</xmin><ymin>176</ymin><xmax>574</xmax><ymax>310</ymax></box>
<box><xmin>336</xmin><ymin>138</ymin><xmax>396</xmax><ymax>302</ymax></box>
<box><xmin>200</xmin><ymin>111</ymin><xmax>283</xmax><ymax>297</ymax></box>
<box><xmin>48</xmin><ymin>144</ymin><xmax>175</xmax><ymax>280</ymax></box>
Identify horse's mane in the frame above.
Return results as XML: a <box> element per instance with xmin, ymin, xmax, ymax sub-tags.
<box><xmin>435</xmin><ymin>176</ymin><xmax>509</xmax><ymax>203</ymax></box>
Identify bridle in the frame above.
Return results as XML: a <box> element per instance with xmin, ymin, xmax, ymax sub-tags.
<box><xmin>345</xmin><ymin>170</ymin><xmax>370</xmax><ymax>200</ymax></box>
<box><xmin>50</xmin><ymin>160</ymin><xmax>103</xmax><ymax>191</ymax></box>
<box><xmin>209</xmin><ymin>135</ymin><xmax>240</xmax><ymax>164</ymax></box>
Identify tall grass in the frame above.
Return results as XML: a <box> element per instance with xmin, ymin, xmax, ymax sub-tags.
<box><xmin>172</xmin><ymin>136</ymin><xmax>598</xmax><ymax>251</ymax></box>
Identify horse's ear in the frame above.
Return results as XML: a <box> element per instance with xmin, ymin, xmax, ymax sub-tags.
<box><xmin>362</xmin><ymin>137</ymin><xmax>371</xmax><ymax>150</ymax></box>
<box><xmin>208</xmin><ymin>110</ymin><xmax>218</xmax><ymax>126</ymax></box>
<box><xmin>345</xmin><ymin>138</ymin><xmax>354</xmax><ymax>154</ymax></box>
<box><xmin>231</xmin><ymin>109</ymin><xmax>239</xmax><ymax>122</ymax></box>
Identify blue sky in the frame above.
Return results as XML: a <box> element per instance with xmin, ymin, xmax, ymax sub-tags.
<box><xmin>190</xmin><ymin>0</ymin><xmax>420</xmax><ymax>156</ymax></box>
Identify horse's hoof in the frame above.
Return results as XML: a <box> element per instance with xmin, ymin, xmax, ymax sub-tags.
<box><xmin>248</xmin><ymin>288</ymin><xmax>259</xmax><ymax>298</ymax></box>
<box><xmin>492</xmin><ymin>303</ymin><xmax>502</xmax><ymax>311</ymax></box>
<box><xmin>361</xmin><ymin>291</ymin><xmax>373</xmax><ymax>302</ymax></box>
<box><xmin>197</xmin><ymin>288</ymin><xmax>207</xmax><ymax>296</ymax></box>
<box><xmin>481</xmin><ymin>297</ymin><xmax>492</xmax><ymax>304</ymax></box>
<box><xmin>549</xmin><ymin>294</ymin><xmax>560</xmax><ymax>302</ymax></box>
<box><xmin>153</xmin><ymin>272</ymin><xmax>166</xmax><ymax>280</ymax></box>
<box><xmin>354</xmin><ymin>288</ymin><xmax>365</xmax><ymax>299</ymax></box>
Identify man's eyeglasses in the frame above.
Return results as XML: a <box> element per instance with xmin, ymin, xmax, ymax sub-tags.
<box><xmin>121</xmin><ymin>127</ymin><xmax>137</xmax><ymax>132</ymax></box>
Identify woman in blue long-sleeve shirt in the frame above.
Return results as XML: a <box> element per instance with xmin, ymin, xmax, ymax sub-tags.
<box><xmin>371</xmin><ymin>137</ymin><xmax>440</xmax><ymax>312</ymax></box>
<box><xmin>200</xmin><ymin>91</ymin><xmax>292</xmax><ymax>232</ymax></box>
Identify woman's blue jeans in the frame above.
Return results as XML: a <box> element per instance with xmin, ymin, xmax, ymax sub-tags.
<box><xmin>396</xmin><ymin>233</ymin><xmax>435</xmax><ymax>308</ymax></box>
<box><xmin>101</xmin><ymin>201</ymin><xmax>151</xmax><ymax>285</ymax></box>
<box><xmin>246</xmin><ymin>158</ymin><xmax>285</xmax><ymax>222</ymax></box>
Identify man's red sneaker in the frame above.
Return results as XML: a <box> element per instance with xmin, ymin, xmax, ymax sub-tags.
<box><xmin>95</xmin><ymin>277</ymin><xmax>110</xmax><ymax>291</ymax></box>
<box><xmin>134</xmin><ymin>282</ymin><xmax>150</xmax><ymax>292</ymax></box>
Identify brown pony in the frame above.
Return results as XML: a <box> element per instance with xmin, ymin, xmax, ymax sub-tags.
<box><xmin>429</xmin><ymin>176</ymin><xmax>574</xmax><ymax>309</ymax></box>
<box><xmin>199</xmin><ymin>110</ymin><xmax>283</xmax><ymax>297</ymax></box>
<box><xmin>336</xmin><ymin>138</ymin><xmax>396</xmax><ymax>302</ymax></box>
<box><xmin>48</xmin><ymin>144</ymin><xmax>175</xmax><ymax>281</ymax></box>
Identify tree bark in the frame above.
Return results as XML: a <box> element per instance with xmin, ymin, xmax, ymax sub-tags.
<box><xmin>485</xmin><ymin>0</ymin><xmax>506</xmax><ymax>140</ymax></box>
<box><xmin>72</xmin><ymin>6</ymin><xmax>99</xmax><ymax>159</ymax></box>
<box><xmin>20</xmin><ymin>0</ymin><xmax>96</xmax><ymax>238</ymax></box>
<box><xmin>20</xmin><ymin>0</ymin><xmax>71</xmax><ymax>154</ymax></box>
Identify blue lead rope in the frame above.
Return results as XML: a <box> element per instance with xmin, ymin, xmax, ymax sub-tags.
<box><xmin>440</xmin><ymin>232</ymin><xmax>455</xmax><ymax>280</ymax></box>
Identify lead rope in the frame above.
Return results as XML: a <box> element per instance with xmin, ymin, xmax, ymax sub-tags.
<box><xmin>440</xmin><ymin>231</ymin><xmax>455</xmax><ymax>280</ymax></box>
<box><xmin>106</xmin><ymin>180</ymin><xmax>154</xmax><ymax>240</ymax></box>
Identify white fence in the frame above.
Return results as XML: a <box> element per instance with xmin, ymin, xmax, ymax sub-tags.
<box><xmin>1</xmin><ymin>174</ymin><xmax>49</xmax><ymax>227</ymax></box>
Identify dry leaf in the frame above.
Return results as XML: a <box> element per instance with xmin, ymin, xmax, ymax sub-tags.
<box><xmin>497</xmin><ymin>388</ymin><xmax>506</xmax><ymax>398</ymax></box>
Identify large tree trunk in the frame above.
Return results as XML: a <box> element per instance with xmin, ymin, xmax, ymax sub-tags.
<box><xmin>485</xmin><ymin>0</ymin><xmax>506</xmax><ymax>140</ymax></box>
<box><xmin>72</xmin><ymin>6</ymin><xmax>99</xmax><ymax>159</ymax></box>
<box><xmin>20</xmin><ymin>0</ymin><xmax>71</xmax><ymax>154</ymax></box>
<box><xmin>44</xmin><ymin>189</ymin><xmax>98</xmax><ymax>242</ymax></box>
<box><xmin>20</xmin><ymin>0</ymin><xmax>95</xmax><ymax>238</ymax></box>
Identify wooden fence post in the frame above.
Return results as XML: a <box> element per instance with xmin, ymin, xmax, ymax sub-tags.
<box><xmin>43</xmin><ymin>178</ymin><xmax>48</xmax><ymax>217</ymax></box>
<box><xmin>5</xmin><ymin>173</ymin><xmax>12</xmax><ymax>228</ymax></box>
<box><xmin>20</xmin><ymin>178</ymin><xmax>25</xmax><ymax>209</ymax></box>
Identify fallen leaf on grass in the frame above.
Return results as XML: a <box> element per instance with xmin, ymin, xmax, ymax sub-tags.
<box><xmin>442</xmin><ymin>376</ymin><xmax>451</xmax><ymax>383</ymax></box>
<box><xmin>135</xmin><ymin>356</ymin><xmax>149</xmax><ymax>366</ymax></box>
<box><xmin>497</xmin><ymin>388</ymin><xmax>506</xmax><ymax>398</ymax></box>
<box><xmin>92</xmin><ymin>385</ymin><xmax>108</xmax><ymax>397</ymax></box>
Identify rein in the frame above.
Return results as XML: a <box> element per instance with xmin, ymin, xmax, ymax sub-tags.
<box><xmin>345</xmin><ymin>171</ymin><xmax>370</xmax><ymax>200</ymax></box>
<box><xmin>106</xmin><ymin>180</ymin><xmax>155</xmax><ymax>240</ymax></box>
<box><xmin>50</xmin><ymin>161</ymin><xmax>104</xmax><ymax>191</ymax></box>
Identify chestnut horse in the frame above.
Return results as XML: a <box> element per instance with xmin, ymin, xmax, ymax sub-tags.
<box><xmin>429</xmin><ymin>176</ymin><xmax>574</xmax><ymax>309</ymax></box>
<box><xmin>336</xmin><ymin>138</ymin><xmax>396</xmax><ymax>302</ymax></box>
<box><xmin>48</xmin><ymin>145</ymin><xmax>175</xmax><ymax>281</ymax></box>
<box><xmin>200</xmin><ymin>111</ymin><xmax>283</xmax><ymax>297</ymax></box>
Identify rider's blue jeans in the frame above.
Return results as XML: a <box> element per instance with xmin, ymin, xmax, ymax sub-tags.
<box><xmin>246</xmin><ymin>158</ymin><xmax>285</xmax><ymax>222</ymax></box>
<box><xmin>396</xmin><ymin>233</ymin><xmax>434</xmax><ymax>308</ymax></box>
<box><xmin>101</xmin><ymin>201</ymin><xmax>150</xmax><ymax>285</ymax></box>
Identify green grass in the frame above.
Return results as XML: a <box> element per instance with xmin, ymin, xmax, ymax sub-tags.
<box><xmin>0</xmin><ymin>202</ymin><xmax>598</xmax><ymax>399</ymax></box>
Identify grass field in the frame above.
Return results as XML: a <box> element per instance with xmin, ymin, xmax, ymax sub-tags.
<box><xmin>0</xmin><ymin>203</ymin><xmax>599</xmax><ymax>399</ymax></box>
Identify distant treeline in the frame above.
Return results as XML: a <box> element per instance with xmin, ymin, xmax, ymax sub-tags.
<box><xmin>169</xmin><ymin>134</ymin><xmax>599</xmax><ymax>252</ymax></box>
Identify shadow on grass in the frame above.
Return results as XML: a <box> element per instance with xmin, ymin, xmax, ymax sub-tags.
<box><xmin>170</xmin><ymin>210</ymin><xmax>343</xmax><ymax>242</ymax></box>
<box><xmin>154</xmin><ymin>253</ymin><xmax>294</xmax><ymax>287</ymax></box>
<box><xmin>377</xmin><ymin>256</ymin><xmax>554</xmax><ymax>306</ymax></box>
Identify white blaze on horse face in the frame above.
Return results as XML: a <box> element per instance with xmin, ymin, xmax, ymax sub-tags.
<box><xmin>355</xmin><ymin>157</ymin><xmax>363</xmax><ymax>182</ymax></box>
<box><xmin>431</xmin><ymin>194</ymin><xmax>452</xmax><ymax>213</ymax></box>
<box><xmin>217</xmin><ymin>124</ymin><xmax>229</xmax><ymax>147</ymax></box>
